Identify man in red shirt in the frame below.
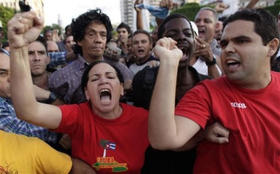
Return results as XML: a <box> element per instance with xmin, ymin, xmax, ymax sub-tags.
<box><xmin>149</xmin><ymin>8</ymin><xmax>280</xmax><ymax>173</ymax></box>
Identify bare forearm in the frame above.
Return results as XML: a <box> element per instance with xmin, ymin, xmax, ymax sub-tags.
<box><xmin>208</xmin><ymin>64</ymin><xmax>222</xmax><ymax>79</ymax></box>
<box><xmin>10</xmin><ymin>47</ymin><xmax>39</xmax><ymax>119</ymax></box>
<box><xmin>136</xmin><ymin>11</ymin><xmax>144</xmax><ymax>30</ymax></box>
<box><xmin>148</xmin><ymin>60</ymin><xmax>179</xmax><ymax>149</ymax></box>
<box><xmin>246</xmin><ymin>0</ymin><xmax>259</xmax><ymax>8</ymax></box>
<box><xmin>174</xmin><ymin>130</ymin><xmax>204</xmax><ymax>151</ymax></box>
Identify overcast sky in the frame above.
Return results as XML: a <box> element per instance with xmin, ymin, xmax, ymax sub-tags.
<box><xmin>44</xmin><ymin>0</ymin><xmax>121</xmax><ymax>27</ymax></box>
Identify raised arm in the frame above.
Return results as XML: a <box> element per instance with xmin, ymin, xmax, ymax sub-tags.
<box><xmin>148</xmin><ymin>38</ymin><xmax>201</xmax><ymax>150</ymax></box>
<box><xmin>8</xmin><ymin>12</ymin><xmax>62</xmax><ymax>129</ymax></box>
<box><xmin>245</xmin><ymin>0</ymin><xmax>260</xmax><ymax>9</ymax></box>
<box><xmin>134</xmin><ymin>1</ymin><xmax>144</xmax><ymax>30</ymax></box>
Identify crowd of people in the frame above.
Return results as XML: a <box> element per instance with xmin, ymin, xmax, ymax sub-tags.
<box><xmin>0</xmin><ymin>0</ymin><xmax>280</xmax><ymax>173</ymax></box>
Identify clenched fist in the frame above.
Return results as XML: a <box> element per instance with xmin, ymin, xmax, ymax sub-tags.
<box><xmin>8</xmin><ymin>11</ymin><xmax>44</xmax><ymax>49</ymax></box>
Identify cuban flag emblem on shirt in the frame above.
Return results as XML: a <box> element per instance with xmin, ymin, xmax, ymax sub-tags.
<box><xmin>106</xmin><ymin>142</ymin><xmax>116</xmax><ymax>150</ymax></box>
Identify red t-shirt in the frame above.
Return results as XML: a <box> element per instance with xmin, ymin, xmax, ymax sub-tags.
<box><xmin>175</xmin><ymin>72</ymin><xmax>280</xmax><ymax>174</ymax></box>
<box><xmin>56</xmin><ymin>102</ymin><xmax>149</xmax><ymax>174</ymax></box>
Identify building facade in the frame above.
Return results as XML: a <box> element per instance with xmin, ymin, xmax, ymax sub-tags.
<box><xmin>120</xmin><ymin>0</ymin><xmax>135</xmax><ymax>31</ymax></box>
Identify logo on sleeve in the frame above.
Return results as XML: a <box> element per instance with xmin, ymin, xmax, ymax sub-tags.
<box><xmin>92</xmin><ymin>139</ymin><xmax>128</xmax><ymax>172</ymax></box>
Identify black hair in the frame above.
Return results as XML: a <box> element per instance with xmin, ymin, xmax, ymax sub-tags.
<box><xmin>157</xmin><ymin>13</ymin><xmax>194</xmax><ymax>39</ymax></box>
<box><xmin>81</xmin><ymin>60</ymin><xmax>124</xmax><ymax>92</ymax></box>
<box><xmin>157</xmin><ymin>13</ymin><xmax>195</xmax><ymax>63</ymax></box>
<box><xmin>224</xmin><ymin>8</ymin><xmax>279</xmax><ymax>59</ymax></box>
<box><xmin>65</xmin><ymin>25</ymin><xmax>71</xmax><ymax>32</ymax></box>
<box><xmin>132</xmin><ymin>29</ymin><xmax>152</xmax><ymax>43</ymax></box>
<box><xmin>71</xmin><ymin>9</ymin><xmax>113</xmax><ymax>55</ymax></box>
<box><xmin>116</xmin><ymin>22</ymin><xmax>132</xmax><ymax>35</ymax></box>
<box><xmin>44</xmin><ymin>29</ymin><xmax>52</xmax><ymax>35</ymax></box>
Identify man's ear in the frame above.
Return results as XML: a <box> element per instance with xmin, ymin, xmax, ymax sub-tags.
<box><xmin>267</xmin><ymin>38</ymin><xmax>280</xmax><ymax>57</ymax></box>
<box><xmin>215</xmin><ymin>21</ymin><xmax>221</xmax><ymax>31</ymax></box>
<box><xmin>77</xmin><ymin>40</ymin><xmax>83</xmax><ymax>47</ymax></box>
<box><xmin>46</xmin><ymin>55</ymin><xmax>51</xmax><ymax>65</ymax></box>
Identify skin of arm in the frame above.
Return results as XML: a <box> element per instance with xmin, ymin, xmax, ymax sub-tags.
<box><xmin>148</xmin><ymin>37</ymin><xmax>201</xmax><ymax>150</ymax></box>
<box><xmin>134</xmin><ymin>2</ymin><xmax>144</xmax><ymax>30</ymax></box>
<box><xmin>174</xmin><ymin>122</ymin><xmax>230</xmax><ymax>151</ymax></box>
<box><xmin>245</xmin><ymin>0</ymin><xmax>260</xmax><ymax>9</ymax></box>
<box><xmin>70</xmin><ymin>158</ymin><xmax>96</xmax><ymax>174</ymax></box>
<box><xmin>193</xmin><ymin>37</ymin><xmax>222</xmax><ymax>78</ymax></box>
<box><xmin>8</xmin><ymin>12</ymin><xmax>62</xmax><ymax>129</ymax></box>
<box><xmin>33</xmin><ymin>85</ymin><xmax>65</xmax><ymax>105</ymax></box>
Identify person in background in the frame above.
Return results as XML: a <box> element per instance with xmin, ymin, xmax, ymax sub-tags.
<box><xmin>44</xmin><ymin>29</ymin><xmax>53</xmax><ymax>41</ymax></box>
<box><xmin>104</xmin><ymin>40</ymin><xmax>134</xmax><ymax>91</ymax></box>
<box><xmin>116</xmin><ymin>22</ymin><xmax>131</xmax><ymax>56</ymax></box>
<box><xmin>0</xmin><ymin>48</ymin><xmax>58</xmax><ymax>145</ymax></box>
<box><xmin>129</xmin><ymin>30</ymin><xmax>159</xmax><ymax>75</ymax></box>
<box><xmin>64</xmin><ymin>35</ymin><xmax>75</xmax><ymax>53</ymax></box>
<box><xmin>191</xmin><ymin>7</ymin><xmax>222</xmax><ymax>78</ymax></box>
<box><xmin>48</xmin><ymin>9</ymin><xmax>113</xmax><ymax>104</ymax></box>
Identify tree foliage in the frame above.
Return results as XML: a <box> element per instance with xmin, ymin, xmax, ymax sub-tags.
<box><xmin>0</xmin><ymin>5</ymin><xmax>15</xmax><ymax>42</ymax></box>
<box><xmin>171</xmin><ymin>2</ymin><xmax>280</xmax><ymax>21</ymax></box>
<box><xmin>171</xmin><ymin>3</ymin><xmax>212</xmax><ymax>21</ymax></box>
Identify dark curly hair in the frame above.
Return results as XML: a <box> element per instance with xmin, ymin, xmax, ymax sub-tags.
<box><xmin>71</xmin><ymin>9</ymin><xmax>113</xmax><ymax>55</ymax></box>
<box><xmin>157</xmin><ymin>13</ymin><xmax>195</xmax><ymax>61</ymax></box>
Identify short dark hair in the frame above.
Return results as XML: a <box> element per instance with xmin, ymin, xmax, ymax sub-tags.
<box><xmin>44</xmin><ymin>29</ymin><xmax>52</xmax><ymax>35</ymax></box>
<box><xmin>157</xmin><ymin>13</ymin><xmax>194</xmax><ymax>39</ymax></box>
<box><xmin>116</xmin><ymin>22</ymin><xmax>131</xmax><ymax>35</ymax></box>
<box><xmin>34</xmin><ymin>36</ymin><xmax>47</xmax><ymax>51</ymax></box>
<box><xmin>71</xmin><ymin>9</ymin><xmax>113</xmax><ymax>55</ymax></box>
<box><xmin>224</xmin><ymin>8</ymin><xmax>279</xmax><ymax>59</ymax></box>
<box><xmin>132</xmin><ymin>30</ymin><xmax>152</xmax><ymax>43</ymax></box>
<box><xmin>195</xmin><ymin>7</ymin><xmax>218</xmax><ymax>21</ymax></box>
<box><xmin>81</xmin><ymin>60</ymin><xmax>124</xmax><ymax>92</ymax></box>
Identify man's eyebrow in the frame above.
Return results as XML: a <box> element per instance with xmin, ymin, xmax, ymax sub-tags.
<box><xmin>232</xmin><ymin>35</ymin><xmax>251</xmax><ymax>40</ymax></box>
<box><xmin>221</xmin><ymin>35</ymin><xmax>251</xmax><ymax>42</ymax></box>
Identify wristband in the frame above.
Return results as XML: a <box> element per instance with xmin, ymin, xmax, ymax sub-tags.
<box><xmin>206</xmin><ymin>58</ymin><xmax>216</xmax><ymax>66</ymax></box>
<box><xmin>43</xmin><ymin>92</ymin><xmax>57</xmax><ymax>104</ymax></box>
